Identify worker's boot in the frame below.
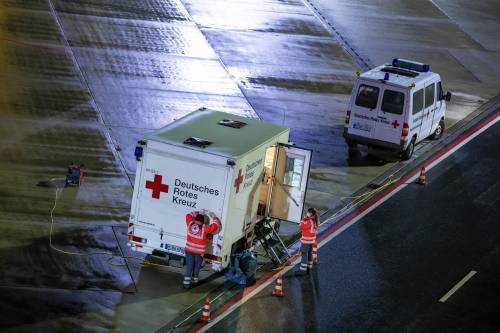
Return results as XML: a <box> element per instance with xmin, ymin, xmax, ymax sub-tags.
<box><xmin>183</xmin><ymin>277</ymin><xmax>191</xmax><ymax>289</ymax></box>
<box><xmin>295</xmin><ymin>262</ymin><xmax>307</xmax><ymax>276</ymax></box>
<box><xmin>296</xmin><ymin>262</ymin><xmax>307</xmax><ymax>276</ymax></box>
<box><xmin>307</xmin><ymin>262</ymin><xmax>313</xmax><ymax>274</ymax></box>
<box><xmin>295</xmin><ymin>268</ymin><xmax>307</xmax><ymax>276</ymax></box>
<box><xmin>192</xmin><ymin>277</ymin><xmax>199</xmax><ymax>286</ymax></box>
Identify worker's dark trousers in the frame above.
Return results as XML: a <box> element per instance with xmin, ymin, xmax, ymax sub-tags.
<box><xmin>300</xmin><ymin>243</ymin><xmax>313</xmax><ymax>272</ymax></box>
<box><xmin>184</xmin><ymin>251</ymin><xmax>203</xmax><ymax>287</ymax></box>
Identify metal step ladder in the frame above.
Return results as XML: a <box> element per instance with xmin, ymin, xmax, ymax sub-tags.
<box><xmin>254</xmin><ymin>219</ymin><xmax>290</xmax><ymax>266</ymax></box>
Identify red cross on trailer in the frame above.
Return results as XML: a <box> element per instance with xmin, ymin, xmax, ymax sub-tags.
<box><xmin>392</xmin><ymin>119</ymin><xmax>400</xmax><ymax>129</ymax></box>
<box><xmin>234</xmin><ymin>169</ymin><xmax>244</xmax><ymax>193</ymax></box>
<box><xmin>145</xmin><ymin>174</ymin><xmax>169</xmax><ymax>199</ymax></box>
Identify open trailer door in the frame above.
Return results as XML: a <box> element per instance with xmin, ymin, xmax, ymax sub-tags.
<box><xmin>268</xmin><ymin>144</ymin><xmax>312</xmax><ymax>223</ymax></box>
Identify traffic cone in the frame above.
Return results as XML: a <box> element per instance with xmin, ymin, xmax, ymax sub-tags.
<box><xmin>272</xmin><ymin>274</ymin><xmax>284</xmax><ymax>297</ymax></box>
<box><xmin>417</xmin><ymin>167</ymin><xmax>426</xmax><ymax>185</ymax></box>
<box><xmin>312</xmin><ymin>241</ymin><xmax>318</xmax><ymax>265</ymax></box>
<box><xmin>199</xmin><ymin>297</ymin><xmax>211</xmax><ymax>322</ymax></box>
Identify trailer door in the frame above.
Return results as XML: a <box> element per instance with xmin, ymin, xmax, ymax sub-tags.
<box><xmin>136</xmin><ymin>148</ymin><xmax>229</xmax><ymax>253</ymax></box>
<box><xmin>268</xmin><ymin>144</ymin><xmax>312</xmax><ymax>223</ymax></box>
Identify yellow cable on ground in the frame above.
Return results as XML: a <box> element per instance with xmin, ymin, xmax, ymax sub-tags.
<box><xmin>48</xmin><ymin>175</ymin><xmax>399</xmax><ymax>272</ymax></box>
<box><xmin>339</xmin><ymin>177</ymin><xmax>399</xmax><ymax>201</ymax></box>
<box><xmin>48</xmin><ymin>179</ymin><xmax>170</xmax><ymax>269</ymax></box>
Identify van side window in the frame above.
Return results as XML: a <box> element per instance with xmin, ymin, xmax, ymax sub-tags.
<box><xmin>437</xmin><ymin>81</ymin><xmax>442</xmax><ymax>100</ymax></box>
<box><xmin>381</xmin><ymin>90</ymin><xmax>405</xmax><ymax>115</ymax></box>
<box><xmin>412</xmin><ymin>89</ymin><xmax>424</xmax><ymax>114</ymax></box>
<box><xmin>425</xmin><ymin>83</ymin><xmax>435</xmax><ymax>108</ymax></box>
<box><xmin>355</xmin><ymin>84</ymin><xmax>379</xmax><ymax>109</ymax></box>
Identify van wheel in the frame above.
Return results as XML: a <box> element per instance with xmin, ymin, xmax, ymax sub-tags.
<box><xmin>402</xmin><ymin>138</ymin><xmax>415</xmax><ymax>160</ymax></box>
<box><xmin>431</xmin><ymin>120</ymin><xmax>445</xmax><ymax>140</ymax></box>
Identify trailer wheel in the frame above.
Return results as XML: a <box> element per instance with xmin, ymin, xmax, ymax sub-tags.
<box><xmin>346</xmin><ymin>139</ymin><xmax>357</xmax><ymax>150</ymax></box>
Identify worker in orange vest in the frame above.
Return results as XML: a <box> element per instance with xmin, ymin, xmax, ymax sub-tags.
<box><xmin>296</xmin><ymin>208</ymin><xmax>319</xmax><ymax>276</ymax></box>
<box><xmin>183</xmin><ymin>210</ymin><xmax>221</xmax><ymax>289</ymax></box>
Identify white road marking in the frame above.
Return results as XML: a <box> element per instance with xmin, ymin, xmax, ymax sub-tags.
<box><xmin>196</xmin><ymin>114</ymin><xmax>500</xmax><ymax>333</ymax></box>
<box><xmin>439</xmin><ymin>270</ymin><xmax>477</xmax><ymax>303</ymax></box>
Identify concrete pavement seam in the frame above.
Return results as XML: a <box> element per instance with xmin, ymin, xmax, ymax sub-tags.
<box><xmin>176</xmin><ymin>0</ymin><xmax>260</xmax><ymax>120</ymax></box>
<box><xmin>46</xmin><ymin>0</ymin><xmax>134</xmax><ymax>188</ymax></box>
<box><xmin>302</xmin><ymin>0</ymin><xmax>372</xmax><ymax>71</ymax></box>
<box><xmin>428</xmin><ymin>0</ymin><xmax>487</xmax><ymax>51</ymax></box>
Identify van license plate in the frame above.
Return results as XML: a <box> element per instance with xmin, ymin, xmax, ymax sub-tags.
<box><xmin>353</xmin><ymin>122</ymin><xmax>371</xmax><ymax>132</ymax></box>
<box><xmin>165</xmin><ymin>243</ymin><xmax>185</xmax><ymax>255</ymax></box>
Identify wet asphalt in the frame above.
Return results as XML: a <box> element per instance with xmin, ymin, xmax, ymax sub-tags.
<box><xmin>0</xmin><ymin>0</ymin><xmax>499</xmax><ymax>332</ymax></box>
<box><xmin>208</xmin><ymin>111</ymin><xmax>500</xmax><ymax>333</ymax></box>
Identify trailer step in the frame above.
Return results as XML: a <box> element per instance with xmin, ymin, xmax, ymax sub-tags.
<box><xmin>254</xmin><ymin>219</ymin><xmax>291</xmax><ymax>266</ymax></box>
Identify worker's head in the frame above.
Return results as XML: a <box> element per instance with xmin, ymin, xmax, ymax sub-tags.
<box><xmin>306</xmin><ymin>208</ymin><xmax>317</xmax><ymax>217</ymax></box>
<box><xmin>195</xmin><ymin>214</ymin><xmax>205</xmax><ymax>224</ymax></box>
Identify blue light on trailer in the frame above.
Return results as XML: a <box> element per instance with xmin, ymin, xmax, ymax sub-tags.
<box><xmin>134</xmin><ymin>146</ymin><xmax>143</xmax><ymax>161</ymax></box>
<box><xmin>384</xmin><ymin>73</ymin><xmax>390</xmax><ymax>81</ymax></box>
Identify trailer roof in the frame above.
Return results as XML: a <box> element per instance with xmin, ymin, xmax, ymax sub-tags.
<box><xmin>145</xmin><ymin>108</ymin><xmax>289</xmax><ymax>158</ymax></box>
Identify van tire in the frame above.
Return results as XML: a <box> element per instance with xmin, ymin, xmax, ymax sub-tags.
<box><xmin>431</xmin><ymin>120</ymin><xmax>444</xmax><ymax>140</ymax></box>
<box><xmin>402</xmin><ymin>138</ymin><xmax>415</xmax><ymax>160</ymax></box>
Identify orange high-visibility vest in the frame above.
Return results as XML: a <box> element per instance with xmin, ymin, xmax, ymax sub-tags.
<box><xmin>300</xmin><ymin>214</ymin><xmax>318</xmax><ymax>244</ymax></box>
<box><xmin>185</xmin><ymin>212</ymin><xmax>219</xmax><ymax>254</ymax></box>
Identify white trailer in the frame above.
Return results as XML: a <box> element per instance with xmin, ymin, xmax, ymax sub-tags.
<box><xmin>128</xmin><ymin>108</ymin><xmax>311</xmax><ymax>270</ymax></box>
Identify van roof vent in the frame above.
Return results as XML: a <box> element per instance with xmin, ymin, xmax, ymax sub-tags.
<box><xmin>381</xmin><ymin>66</ymin><xmax>419</xmax><ymax>78</ymax></box>
<box><xmin>183</xmin><ymin>137</ymin><xmax>213</xmax><ymax>148</ymax></box>
<box><xmin>218</xmin><ymin>118</ymin><xmax>247</xmax><ymax>129</ymax></box>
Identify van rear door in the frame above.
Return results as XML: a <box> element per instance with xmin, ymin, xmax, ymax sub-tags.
<box><xmin>135</xmin><ymin>148</ymin><xmax>229</xmax><ymax>255</ymax></box>
<box><xmin>348</xmin><ymin>82</ymin><xmax>381</xmax><ymax>139</ymax></box>
<box><xmin>373</xmin><ymin>87</ymin><xmax>407</xmax><ymax>145</ymax></box>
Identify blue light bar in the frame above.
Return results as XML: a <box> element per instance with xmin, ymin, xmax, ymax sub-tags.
<box><xmin>134</xmin><ymin>146</ymin><xmax>143</xmax><ymax>160</ymax></box>
<box><xmin>392</xmin><ymin>58</ymin><xmax>430</xmax><ymax>72</ymax></box>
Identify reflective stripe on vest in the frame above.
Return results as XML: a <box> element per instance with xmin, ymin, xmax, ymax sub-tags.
<box><xmin>186</xmin><ymin>241</ymin><xmax>206</xmax><ymax>251</ymax></box>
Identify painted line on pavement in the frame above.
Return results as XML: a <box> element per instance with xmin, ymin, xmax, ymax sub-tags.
<box><xmin>191</xmin><ymin>112</ymin><xmax>500</xmax><ymax>333</ymax></box>
<box><xmin>439</xmin><ymin>270</ymin><xmax>477</xmax><ymax>303</ymax></box>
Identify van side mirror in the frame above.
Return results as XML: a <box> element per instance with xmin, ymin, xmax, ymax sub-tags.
<box><xmin>443</xmin><ymin>91</ymin><xmax>452</xmax><ymax>102</ymax></box>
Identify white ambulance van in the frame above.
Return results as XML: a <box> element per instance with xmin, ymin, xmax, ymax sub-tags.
<box><xmin>344</xmin><ymin>59</ymin><xmax>451</xmax><ymax>159</ymax></box>
<box><xmin>128</xmin><ymin>108</ymin><xmax>311</xmax><ymax>270</ymax></box>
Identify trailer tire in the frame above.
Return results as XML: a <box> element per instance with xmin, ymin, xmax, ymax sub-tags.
<box><xmin>346</xmin><ymin>139</ymin><xmax>357</xmax><ymax>150</ymax></box>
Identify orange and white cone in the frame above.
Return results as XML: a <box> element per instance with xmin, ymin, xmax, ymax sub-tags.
<box><xmin>312</xmin><ymin>241</ymin><xmax>318</xmax><ymax>265</ymax></box>
<box><xmin>272</xmin><ymin>274</ymin><xmax>284</xmax><ymax>297</ymax></box>
<box><xmin>417</xmin><ymin>167</ymin><xmax>426</xmax><ymax>185</ymax></box>
<box><xmin>200</xmin><ymin>297</ymin><xmax>211</xmax><ymax>322</ymax></box>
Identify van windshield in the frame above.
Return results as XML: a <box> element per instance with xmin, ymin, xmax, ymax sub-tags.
<box><xmin>355</xmin><ymin>84</ymin><xmax>379</xmax><ymax>109</ymax></box>
<box><xmin>382</xmin><ymin>90</ymin><xmax>405</xmax><ymax>115</ymax></box>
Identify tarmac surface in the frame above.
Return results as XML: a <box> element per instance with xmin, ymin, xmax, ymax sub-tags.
<box><xmin>0</xmin><ymin>0</ymin><xmax>499</xmax><ymax>332</ymax></box>
<box><xmin>208</xmin><ymin>112</ymin><xmax>500</xmax><ymax>332</ymax></box>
